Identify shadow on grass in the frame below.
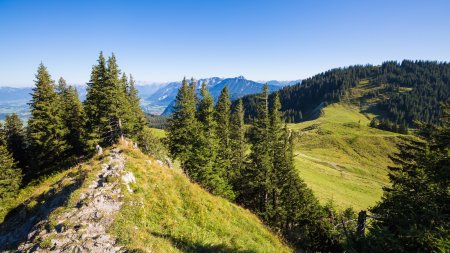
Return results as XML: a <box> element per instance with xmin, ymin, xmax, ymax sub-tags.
<box><xmin>150</xmin><ymin>232</ymin><xmax>257</xmax><ymax>253</ymax></box>
<box><xmin>0</xmin><ymin>169</ymin><xmax>87</xmax><ymax>251</ymax></box>
<box><xmin>360</xmin><ymin>103</ymin><xmax>385</xmax><ymax>119</ymax></box>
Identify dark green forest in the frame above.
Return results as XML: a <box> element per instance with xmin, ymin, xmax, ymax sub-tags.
<box><xmin>239</xmin><ymin>60</ymin><xmax>450</xmax><ymax>133</ymax></box>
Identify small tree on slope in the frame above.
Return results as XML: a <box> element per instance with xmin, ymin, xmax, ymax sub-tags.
<box><xmin>0</xmin><ymin>125</ymin><xmax>22</xmax><ymax>201</ymax></box>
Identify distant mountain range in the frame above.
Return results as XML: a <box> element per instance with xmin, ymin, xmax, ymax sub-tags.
<box><xmin>147</xmin><ymin>76</ymin><xmax>298</xmax><ymax>115</ymax></box>
<box><xmin>0</xmin><ymin>77</ymin><xmax>299</xmax><ymax>120</ymax></box>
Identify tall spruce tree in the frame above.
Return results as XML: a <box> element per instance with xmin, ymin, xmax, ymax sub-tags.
<box><xmin>242</xmin><ymin>84</ymin><xmax>272</xmax><ymax>215</ymax></box>
<box><xmin>4</xmin><ymin>113</ymin><xmax>28</xmax><ymax>171</ymax></box>
<box><xmin>266</xmin><ymin>93</ymin><xmax>284</xmax><ymax>221</ymax></box>
<box><xmin>84</xmin><ymin>52</ymin><xmax>108</xmax><ymax>147</ymax></box>
<box><xmin>119</xmin><ymin>72</ymin><xmax>134</xmax><ymax>138</ymax></box>
<box><xmin>104</xmin><ymin>53</ymin><xmax>129</xmax><ymax>143</ymax></box>
<box><xmin>214</xmin><ymin>87</ymin><xmax>232</xmax><ymax>181</ymax></box>
<box><xmin>27</xmin><ymin>63</ymin><xmax>70</xmax><ymax>172</ymax></box>
<box><xmin>230</xmin><ymin>99</ymin><xmax>246</xmax><ymax>188</ymax></box>
<box><xmin>57</xmin><ymin>78</ymin><xmax>87</xmax><ymax>156</ymax></box>
<box><xmin>126</xmin><ymin>74</ymin><xmax>146</xmax><ymax>140</ymax></box>
<box><xmin>236</xmin><ymin>86</ymin><xmax>338</xmax><ymax>251</ymax></box>
<box><xmin>0</xmin><ymin>143</ymin><xmax>22</xmax><ymax>201</ymax></box>
<box><xmin>167</xmin><ymin>78</ymin><xmax>198</xmax><ymax>173</ymax></box>
<box><xmin>273</xmin><ymin>123</ymin><xmax>337</xmax><ymax>251</ymax></box>
<box><xmin>85</xmin><ymin>52</ymin><xmax>135</xmax><ymax>147</ymax></box>
<box><xmin>193</xmin><ymin>82</ymin><xmax>234</xmax><ymax>199</ymax></box>
<box><xmin>197</xmin><ymin>82</ymin><xmax>216</xmax><ymax>136</ymax></box>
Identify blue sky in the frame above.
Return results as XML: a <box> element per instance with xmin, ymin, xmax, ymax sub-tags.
<box><xmin>1</xmin><ymin>0</ymin><xmax>449</xmax><ymax>87</ymax></box>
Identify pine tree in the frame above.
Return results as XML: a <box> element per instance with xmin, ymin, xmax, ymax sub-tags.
<box><xmin>267</xmin><ymin>93</ymin><xmax>284</xmax><ymax>222</ymax></box>
<box><xmin>190</xmin><ymin>81</ymin><xmax>216</xmax><ymax>182</ymax></box>
<box><xmin>214</xmin><ymin>87</ymin><xmax>232</xmax><ymax>181</ymax></box>
<box><xmin>84</xmin><ymin>52</ymin><xmax>108</xmax><ymax>148</ymax></box>
<box><xmin>119</xmin><ymin>72</ymin><xmax>134</xmax><ymax>138</ymax></box>
<box><xmin>242</xmin><ymin>84</ymin><xmax>272</xmax><ymax>215</ymax></box>
<box><xmin>197</xmin><ymin>82</ymin><xmax>216</xmax><ymax>135</ymax></box>
<box><xmin>57</xmin><ymin>78</ymin><xmax>87</xmax><ymax>156</ymax></box>
<box><xmin>85</xmin><ymin>52</ymin><xmax>134</xmax><ymax>147</ymax></box>
<box><xmin>27</xmin><ymin>63</ymin><xmax>70</xmax><ymax>172</ymax></box>
<box><xmin>167</xmin><ymin>77</ymin><xmax>198</xmax><ymax>173</ymax></box>
<box><xmin>126</xmin><ymin>74</ymin><xmax>146</xmax><ymax>140</ymax></box>
<box><xmin>0</xmin><ymin>144</ymin><xmax>22</xmax><ymax>200</ymax></box>
<box><xmin>4</xmin><ymin>113</ymin><xmax>28</xmax><ymax>171</ymax></box>
<box><xmin>104</xmin><ymin>53</ymin><xmax>129</xmax><ymax>143</ymax></box>
<box><xmin>237</xmin><ymin>86</ymin><xmax>338</xmax><ymax>251</ymax></box>
<box><xmin>276</xmin><ymin>125</ymin><xmax>337</xmax><ymax>251</ymax></box>
<box><xmin>230</xmin><ymin>99</ymin><xmax>246</xmax><ymax>188</ymax></box>
<box><xmin>0</xmin><ymin>122</ymin><xmax>21</xmax><ymax>200</ymax></box>
<box><xmin>193</xmin><ymin>82</ymin><xmax>234</xmax><ymax>199</ymax></box>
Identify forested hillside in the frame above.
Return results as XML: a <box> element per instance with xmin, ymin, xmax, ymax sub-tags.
<box><xmin>1</xmin><ymin>55</ymin><xmax>448</xmax><ymax>252</ymax></box>
<box><xmin>240</xmin><ymin>60</ymin><xmax>450</xmax><ymax>131</ymax></box>
<box><xmin>164</xmin><ymin>76</ymin><xmax>450</xmax><ymax>251</ymax></box>
<box><xmin>0</xmin><ymin>53</ymin><xmax>291</xmax><ymax>252</ymax></box>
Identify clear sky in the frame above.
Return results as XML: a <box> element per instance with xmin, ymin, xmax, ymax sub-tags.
<box><xmin>1</xmin><ymin>0</ymin><xmax>450</xmax><ymax>87</ymax></box>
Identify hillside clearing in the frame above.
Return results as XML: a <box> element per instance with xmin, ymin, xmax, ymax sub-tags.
<box><xmin>290</xmin><ymin>103</ymin><xmax>403</xmax><ymax>210</ymax></box>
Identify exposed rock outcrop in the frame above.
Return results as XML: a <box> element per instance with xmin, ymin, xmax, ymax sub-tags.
<box><xmin>0</xmin><ymin>148</ymin><xmax>134</xmax><ymax>252</ymax></box>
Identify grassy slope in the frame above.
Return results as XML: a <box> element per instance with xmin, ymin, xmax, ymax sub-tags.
<box><xmin>148</xmin><ymin>101</ymin><xmax>402</xmax><ymax>211</ymax></box>
<box><xmin>0</xmin><ymin>145</ymin><xmax>290</xmax><ymax>252</ymax></box>
<box><xmin>112</xmin><ymin>145</ymin><xmax>290</xmax><ymax>252</ymax></box>
<box><xmin>289</xmin><ymin>103</ymin><xmax>402</xmax><ymax>210</ymax></box>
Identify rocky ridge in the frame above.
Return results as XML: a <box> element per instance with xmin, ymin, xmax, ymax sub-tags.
<box><xmin>0</xmin><ymin>148</ymin><xmax>133</xmax><ymax>252</ymax></box>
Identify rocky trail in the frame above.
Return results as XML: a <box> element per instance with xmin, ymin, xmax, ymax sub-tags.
<box><xmin>0</xmin><ymin>148</ymin><xmax>134</xmax><ymax>252</ymax></box>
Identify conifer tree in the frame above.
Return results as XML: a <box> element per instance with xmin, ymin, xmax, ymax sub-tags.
<box><xmin>0</xmin><ymin>143</ymin><xmax>22</xmax><ymax>200</ymax></box>
<box><xmin>27</xmin><ymin>63</ymin><xmax>69</xmax><ymax>172</ymax></box>
<box><xmin>193</xmin><ymin>82</ymin><xmax>234</xmax><ymax>199</ymax></box>
<box><xmin>57</xmin><ymin>78</ymin><xmax>87</xmax><ymax>156</ymax></box>
<box><xmin>368</xmin><ymin>107</ymin><xmax>450</xmax><ymax>252</ymax></box>
<box><xmin>266</xmin><ymin>93</ymin><xmax>284</xmax><ymax>220</ymax></box>
<box><xmin>120</xmin><ymin>72</ymin><xmax>128</xmax><ymax>94</ymax></box>
<box><xmin>214</xmin><ymin>87</ymin><xmax>232</xmax><ymax>180</ymax></box>
<box><xmin>4</xmin><ymin>113</ymin><xmax>28</xmax><ymax>171</ymax></box>
<box><xmin>84</xmin><ymin>52</ymin><xmax>108</xmax><ymax>147</ymax></box>
<box><xmin>167</xmin><ymin>78</ymin><xmax>198</xmax><ymax>173</ymax></box>
<box><xmin>104</xmin><ymin>53</ymin><xmax>129</xmax><ymax>143</ymax></box>
<box><xmin>197</xmin><ymin>82</ymin><xmax>216</xmax><ymax>135</ymax></box>
<box><xmin>230</xmin><ymin>99</ymin><xmax>246</xmax><ymax>190</ymax></box>
<box><xmin>126</xmin><ymin>74</ymin><xmax>146</xmax><ymax>139</ymax></box>
<box><xmin>274</xmin><ymin>124</ymin><xmax>337</xmax><ymax>251</ymax></box>
<box><xmin>85</xmin><ymin>52</ymin><xmax>135</xmax><ymax>147</ymax></box>
<box><xmin>237</xmin><ymin>86</ymin><xmax>338</xmax><ymax>251</ymax></box>
<box><xmin>118</xmin><ymin>72</ymin><xmax>136</xmax><ymax>138</ymax></box>
<box><xmin>242</xmin><ymin>84</ymin><xmax>272</xmax><ymax>215</ymax></box>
